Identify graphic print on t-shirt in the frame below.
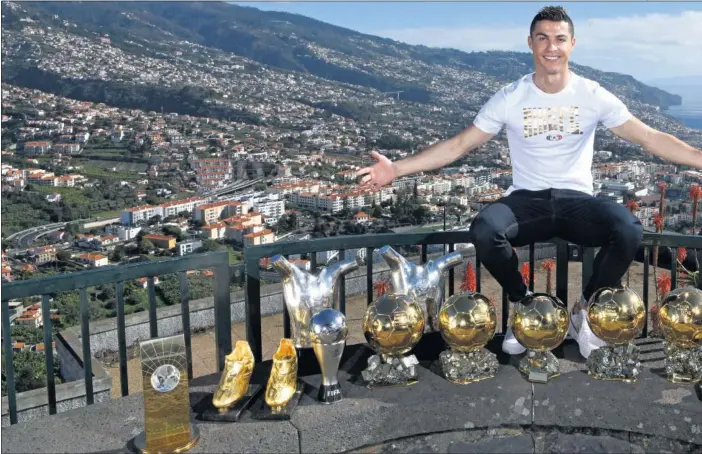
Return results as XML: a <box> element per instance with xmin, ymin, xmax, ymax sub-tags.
<box><xmin>522</xmin><ymin>106</ymin><xmax>584</xmax><ymax>140</ymax></box>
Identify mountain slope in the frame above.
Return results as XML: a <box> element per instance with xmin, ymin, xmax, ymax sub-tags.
<box><xmin>2</xmin><ymin>1</ymin><xmax>682</xmax><ymax>109</ymax></box>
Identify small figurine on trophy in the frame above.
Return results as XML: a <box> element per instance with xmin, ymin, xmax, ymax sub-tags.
<box><xmin>512</xmin><ymin>294</ymin><xmax>569</xmax><ymax>383</ymax></box>
<box><xmin>585</xmin><ymin>286</ymin><xmax>646</xmax><ymax>382</ymax></box>
<box><xmin>438</xmin><ymin>291</ymin><xmax>498</xmax><ymax>383</ymax></box>
<box><xmin>658</xmin><ymin>286</ymin><xmax>702</xmax><ymax>383</ymax></box>
<box><xmin>378</xmin><ymin>245</ymin><xmax>463</xmax><ymax>332</ymax></box>
<box><xmin>361</xmin><ymin>293</ymin><xmax>425</xmax><ymax>387</ymax></box>
<box><xmin>271</xmin><ymin>252</ymin><xmax>360</xmax><ymax>348</ymax></box>
<box><xmin>309</xmin><ymin>308</ymin><xmax>348</xmax><ymax>403</ymax></box>
<box><xmin>195</xmin><ymin>340</ymin><xmax>261</xmax><ymax>422</ymax></box>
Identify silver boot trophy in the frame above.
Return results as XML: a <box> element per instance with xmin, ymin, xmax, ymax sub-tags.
<box><xmin>309</xmin><ymin>308</ymin><xmax>348</xmax><ymax>403</ymax></box>
<box><xmin>271</xmin><ymin>252</ymin><xmax>360</xmax><ymax>348</ymax></box>
<box><xmin>378</xmin><ymin>245</ymin><xmax>463</xmax><ymax>332</ymax></box>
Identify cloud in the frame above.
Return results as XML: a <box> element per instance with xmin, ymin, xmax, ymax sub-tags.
<box><xmin>371</xmin><ymin>11</ymin><xmax>702</xmax><ymax>81</ymax></box>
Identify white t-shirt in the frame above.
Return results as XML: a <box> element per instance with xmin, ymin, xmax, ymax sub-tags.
<box><xmin>473</xmin><ymin>71</ymin><xmax>632</xmax><ymax>196</ymax></box>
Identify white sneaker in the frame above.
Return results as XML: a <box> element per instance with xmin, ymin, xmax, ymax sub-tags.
<box><xmin>502</xmin><ymin>326</ymin><xmax>527</xmax><ymax>355</ymax></box>
<box><xmin>576</xmin><ymin>311</ymin><xmax>607</xmax><ymax>359</ymax></box>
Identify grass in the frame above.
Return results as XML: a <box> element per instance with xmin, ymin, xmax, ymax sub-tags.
<box><xmin>32</xmin><ymin>186</ymin><xmax>92</xmax><ymax>205</ymax></box>
<box><xmin>227</xmin><ymin>245</ymin><xmax>243</xmax><ymax>265</ymax></box>
<box><xmin>93</xmin><ymin>209</ymin><xmax>122</xmax><ymax>218</ymax></box>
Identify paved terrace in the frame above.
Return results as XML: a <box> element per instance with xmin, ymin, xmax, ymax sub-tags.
<box><xmin>3</xmin><ymin>335</ymin><xmax>701</xmax><ymax>454</ymax></box>
<box><xmin>3</xmin><ymin>261</ymin><xmax>702</xmax><ymax>453</ymax></box>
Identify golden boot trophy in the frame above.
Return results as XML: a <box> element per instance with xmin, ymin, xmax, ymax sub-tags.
<box><xmin>254</xmin><ymin>338</ymin><xmax>303</xmax><ymax>420</ymax></box>
<box><xmin>658</xmin><ymin>286</ymin><xmax>702</xmax><ymax>383</ymax></box>
<box><xmin>586</xmin><ymin>286</ymin><xmax>646</xmax><ymax>382</ymax></box>
<box><xmin>195</xmin><ymin>340</ymin><xmax>261</xmax><ymax>422</ymax></box>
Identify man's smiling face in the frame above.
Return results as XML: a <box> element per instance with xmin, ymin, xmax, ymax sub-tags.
<box><xmin>528</xmin><ymin>20</ymin><xmax>576</xmax><ymax>75</ymax></box>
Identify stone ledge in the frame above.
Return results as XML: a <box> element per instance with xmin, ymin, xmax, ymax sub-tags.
<box><xmin>3</xmin><ymin>338</ymin><xmax>699</xmax><ymax>453</ymax></box>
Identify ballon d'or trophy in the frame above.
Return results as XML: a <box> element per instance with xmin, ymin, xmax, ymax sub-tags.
<box><xmin>586</xmin><ymin>286</ymin><xmax>646</xmax><ymax>382</ymax></box>
<box><xmin>512</xmin><ymin>294</ymin><xmax>569</xmax><ymax>383</ymax></box>
<box><xmin>271</xmin><ymin>252</ymin><xmax>359</xmax><ymax>349</ymax></box>
<box><xmin>362</xmin><ymin>293</ymin><xmax>425</xmax><ymax>387</ymax></box>
<box><xmin>309</xmin><ymin>308</ymin><xmax>348</xmax><ymax>403</ymax></box>
<box><xmin>438</xmin><ymin>291</ymin><xmax>498</xmax><ymax>383</ymax></box>
<box><xmin>378</xmin><ymin>245</ymin><xmax>463</xmax><ymax>332</ymax></box>
<box><xmin>133</xmin><ymin>334</ymin><xmax>199</xmax><ymax>454</ymax></box>
<box><xmin>658</xmin><ymin>286</ymin><xmax>702</xmax><ymax>383</ymax></box>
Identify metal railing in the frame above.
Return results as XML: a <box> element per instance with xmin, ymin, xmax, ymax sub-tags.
<box><xmin>2</xmin><ymin>231</ymin><xmax>701</xmax><ymax>426</ymax></box>
<box><xmin>1</xmin><ymin>251</ymin><xmax>231</xmax><ymax>426</ymax></box>
<box><xmin>242</xmin><ymin>231</ymin><xmax>702</xmax><ymax>363</ymax></box>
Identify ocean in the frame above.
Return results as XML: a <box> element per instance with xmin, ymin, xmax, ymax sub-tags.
<box><xmin>664</xmin><ymin>104</ymin><xmax>702</xmax><ymax>130</ymax></box>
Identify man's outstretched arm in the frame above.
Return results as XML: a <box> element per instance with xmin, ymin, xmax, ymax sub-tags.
<box><xmin>357</xmin><ymin>125</ymin><xmax>495</xmax><ymax>189</ymax></box>
<box><xmin>609</xmin><ymin>118</ymin><xmax>702</xmax><ymax>169</ymax></box>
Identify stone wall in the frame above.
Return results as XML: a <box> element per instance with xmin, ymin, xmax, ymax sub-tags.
<box><xmin>1</xmin><ymin>331</ymin><xmax>112</xmax><ymax>428</ymax></box>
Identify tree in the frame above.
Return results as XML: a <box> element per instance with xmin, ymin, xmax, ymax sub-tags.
<box><xmin>10</xmin><ymin>326</ymin><xmax>44</xmax><ymax>345</ymax></box>
<box><xmin>139</xmin><ymin>238</ymin><xmax>155</xmax><ymax>253</ymax></box>
<box><xmin>56</xmin><ymin>250</ymin><xmax>72</xmax><ymax>262</ymax></box>
<box><xmin>2</xmin><ymin>350</ymin><xmax>61</xmax><ymax>396</ymax></box>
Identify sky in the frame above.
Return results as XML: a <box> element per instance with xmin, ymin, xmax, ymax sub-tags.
<box><xmin>231</xmin><ymin>2</ymin><xmax>702</xmax><ymax>83</ymax></box>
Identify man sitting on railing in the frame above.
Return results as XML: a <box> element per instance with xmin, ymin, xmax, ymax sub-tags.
<box><xmin>357</xmin><ymin>6</ymin><xmax>702</xmax><ymax>359</ymax></box>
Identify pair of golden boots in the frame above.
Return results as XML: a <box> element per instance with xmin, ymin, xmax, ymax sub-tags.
<box><xmin>212</xmin><ymin>339</ymin><xmax>298</xmax><ymax>413</ymax></box>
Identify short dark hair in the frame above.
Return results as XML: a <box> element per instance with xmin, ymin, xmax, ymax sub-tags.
<box><xmin>530</xmin><ymin>6</ymin><xmax>574</xmax><ymax>37</ymax></box>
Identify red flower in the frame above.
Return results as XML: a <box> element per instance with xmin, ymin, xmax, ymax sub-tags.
<box><xmin>520</xmin><ymin>263</ymin><xmax>531</xmax><ymax>286</ymax></box>
<box><xmin>625</xmin><ymin>200</ymin><xmax>639</xmax><ymax>213</ymax></box>
<box><xmin>374</xmin><ymin>279</ymin><xmax>390</xmax><ymax>296</ymax></box>
<box><xmin>677</xmin><ymin>247</ymin><xmax>687</xmax><ymax>263</ymax></box>
<box><xmin>461</xmin><ymin>262</ymin><xmax>477</xmax><ymax>292</ymax></box>
<box><xmin>656</xmin><ymin>273</ymin><xmax>671</xmax><ymax>296</ymax></box>
<box><xmin>689</xmin><ymin>184</ymin><xmax>701</xmax><ymax>201</ymax></box>
<box><xmin>653</xmin><ymin>213</ymin><xmax>664</xmax><ymax>231</ymax></box>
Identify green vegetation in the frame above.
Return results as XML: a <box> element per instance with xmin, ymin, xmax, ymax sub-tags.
<box><xmin>2</xmin><ymin>349</ymin><xmax>62</xmax><ymax>397</ymax></box>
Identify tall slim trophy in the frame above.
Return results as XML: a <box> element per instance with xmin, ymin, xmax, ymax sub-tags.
<box><xmin>378</xmin><ymin>245</ymin><xmax>463</xmax><ymax>332</ymax></box>
<box><xmin>133</xmin><ymin>334</ymin><xmax>199</xmax><ymax>454</ymax></box>
<box><xmin>586</xmin><ymin>286</ymin><xmax>646</xmax><ymax>382</ymax></box>
<box><xmin>271</xmin><ymin>252</ymin><xmax>359</xmax><ymax>348</ymax></box>
<box><xmin>658</xmin><ymin>286</ymin><xmax>702</xmax><ymax>383</ymax></box>
<box><xmin>512</xmin><ymin>294</ymin><xmax>569</xmax><ymax>383</ymax></box>
<box><xmin>309</xmin><ymin>308</ymin><xmax>348</xmax><ymax>403</ymax></box>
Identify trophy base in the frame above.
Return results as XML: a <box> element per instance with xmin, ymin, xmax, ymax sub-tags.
<box><xmin>440</xmin><ymin>348</ymin><xmax>498</xmax><ymax>384</ymax></box>
<box><xmin>518</xmin><ymin>351</ymin><xmax>560</xmax><ymax>383</ymax></box>
<box><xmin>664</xmin><ymin>344</ymin><xmax>702</xmax><ymax>384</ymax></box>
<box><xmin>586</xmin><ymin>343</ymin><xmax>641</xmax><ymax>383</ymax></box>
<box><xmin>361</xmin><ymin>353</ymin><xmax>419</xmax><ymax>388</ymax></box>
<box><xmin>194</xmin><ymin>384</ymin><xmax>262</xmax><ymax>422</ymax></box>
<box><xmin>133</xmin><ymin>425</ymin><xmax>200</xmax><ymax>454</ymax></box>
<box><xmin>318</xmin><ymin>382</ymin><xmax>343</xmax><ymax>404</ymax></box>
<box><xmin>251</xmin><ymin>380</ymin><xmax>304</xmax><ymax>421</ymax></box>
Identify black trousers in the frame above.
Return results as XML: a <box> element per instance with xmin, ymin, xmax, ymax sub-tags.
<box><xmin>468</xmin><ymin>188</ymin><xmax>644</xmax><ymax>303</ymax></box>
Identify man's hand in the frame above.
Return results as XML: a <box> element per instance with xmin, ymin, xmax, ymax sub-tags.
<box><xmin>357</xmin><ymin>151</ymin><xmax>397</xmax><ymax>189</ymax></box>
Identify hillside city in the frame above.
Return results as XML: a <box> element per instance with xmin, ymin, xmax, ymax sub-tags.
<box><xmin>1</xmin><ymin>2</ymin><xmax>702</xmax><ymax>382</ymax></box>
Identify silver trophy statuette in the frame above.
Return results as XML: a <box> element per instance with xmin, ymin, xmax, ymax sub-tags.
<box><xmin>309</xmin><ymin>308</ymin><xmax>348</xmax><ymax>403</ymax></box>
<box><xmin>272</xmin><ymin>252</ymin><xmax>359</xmax><ymax>348</ymax></box>
<box><xmin>378</xmin><ymin>245</ymin><xmax>463</xmax><ymax>332</ymax></box>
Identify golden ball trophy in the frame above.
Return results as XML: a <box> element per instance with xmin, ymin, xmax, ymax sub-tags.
<box><xmin>361</xmin><ymin>293</ymin><xmax>425</xmax><ymax>387</ymax></box>
<box><xmin>658</xmin><ymin>286</ymin><xmax>702</xmax><ymax>384</ymax></box>
<box><xmin>512</xmin><ymin>294</ymin><xmax>569</xmax><ymax>383</ymax></box>
<box><xmin>586</xmin><ymin>286</ymin><xmax>646</xmax><ymax>382</ymax></box>
<box><xmin>438</xmin><ymin>292</ymin><xmax>498</xmax><ymax>384</ymax></box>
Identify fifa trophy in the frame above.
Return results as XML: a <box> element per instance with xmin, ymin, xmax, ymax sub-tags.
<box><xmin>378</xmin><ymin>245</ymin><xmax>463</xmax><ymax>332</ymax></box>
<box><xmin>271</xmin><ymin>252</ymin><xmax>360</xmax><ymax>348</ymax></box>
<box><xmin>309</xmin><ymin>308</ymin><xmax>348</xmax><ymax>403</ymax></box>
<box><xmin>438</xmin><ymin>291</ymin><xmax>498</xmax><ymax>383</ymax></box>
<box><xmin>512</xmin><ymin>294</ymin><xmax>569</xmax><ymax>383</ymax></box>
<box><xmin>586</xmin><ymin>286</ymin><xmax>646</xmax><ymax>382</ymax></box>
<box><xmin>362</xmin><ymin>293</ymin><xmax>425</xmax><ymax>387</ymax></box>
<box><xmin>658</xmin><ymin>286</ymin><xmax>702</xmax><ymax>383</ymax></box>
